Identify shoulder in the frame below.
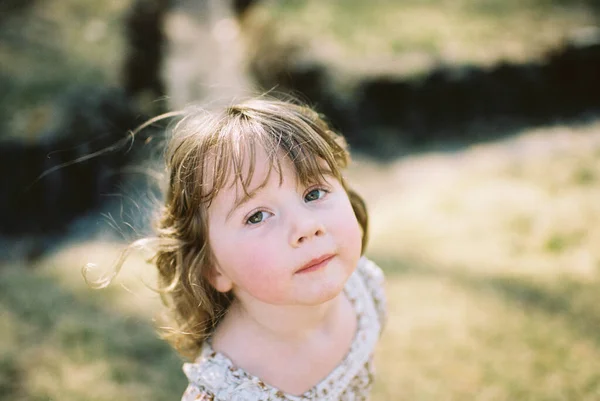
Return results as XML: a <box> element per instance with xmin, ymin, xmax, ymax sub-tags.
<box><xmin>181</xmin><ymin>383</ymin><xmax>215</xmax><ymax>401</ymax></box>
<box><xmin>181</xmin><ymin>345</ymin><xmax>269</xmax><ymax>401</ymax></box>
<box><xmin>181</xmin><ymin>347</ymin><xmax>229</xmax><ymax>400</ymax></box>
<box><xmin>354</xmin><ymin>257</ymin><xmax>387</xmax><ymax>330</ymax></box>
<box><xmin>356</xmin><ymin>257</ymin><xmax>385</xmax><ymax>287</ymax></box>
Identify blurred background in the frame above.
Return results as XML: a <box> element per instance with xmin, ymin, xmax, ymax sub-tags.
<box><xmin>1</xmin><ymin>0</ymin><xmax>600</xmax><ymax>399</ymax></box>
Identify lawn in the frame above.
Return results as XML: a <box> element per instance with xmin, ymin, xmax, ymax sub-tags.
<box><xmin>2</xmin><ymin>119</ymin><xmax>600</xmax><ymax>400</ymax></box>
<box><xmin>253</xmin><ymin>0</ymin><xmax>598</xmax><ymax>78</ymax></box>
<box><xmin>357</xmin><ymin>120</ymin><xmax>600</xmax><ymax>399</ymax></box>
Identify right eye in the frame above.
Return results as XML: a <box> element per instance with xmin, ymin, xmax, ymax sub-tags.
<box><xmin>246</xmin><ymin>210</ymin><xmax>272</xmax><ymax>225</ymax></box>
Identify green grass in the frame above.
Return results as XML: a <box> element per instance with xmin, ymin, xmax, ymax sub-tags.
<box><xmin>3</xmin><ymin>0</ymin><xmax>596</xmax><ymax>139</ymax></box>
<box><xmin>0</xmin><ymin>0</ymin><xmax>131</xmax><ymax>140</ymax></box>
<box><xmin>0</xmin><ymin>244</ymin><xmax>186</xmax><ymax>401</ymax></box>
<box><xmin>2</xmin><ymin>119</ymin><xmax>600</xmax><ymax>399</ymax></box>
<box><xmin>371</xmin><ymin>272</ymin><xmax>600</xmax><ymax>400</ymax></box>
<box><xmin>356</xmin><ymin>120</ymin><xmax>600</xmax><ymax>399</ymax></box>
<box><xmin>251</xmin><ymin>0</ymin><xmax>597</xmax><ymax>79</ymax></box>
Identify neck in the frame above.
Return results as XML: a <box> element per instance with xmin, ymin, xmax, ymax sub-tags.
<box><xmin>228</xmin><ymin>292</ymin><xmax>343</xmax><ymax>344</ymax></box>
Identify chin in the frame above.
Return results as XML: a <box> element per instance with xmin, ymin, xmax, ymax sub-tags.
<box><xmin>302</xmin><ymin>277</ymin><xmax>348</xmax><ymax>306</ymax></box>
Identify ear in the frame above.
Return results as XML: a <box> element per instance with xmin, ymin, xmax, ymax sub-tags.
<box><xmin>205</xmin><ymin>263</ymin><xmax>234</xmax><ymax>293</ymax></box>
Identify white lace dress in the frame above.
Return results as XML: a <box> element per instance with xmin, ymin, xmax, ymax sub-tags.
<box><xmin>181</xmin><ymin>257</ymin><xmax>386</xmax><ymax>401</ymax></box>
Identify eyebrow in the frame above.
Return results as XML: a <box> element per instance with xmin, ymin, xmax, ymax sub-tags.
<box><xmin>226</xmin><ymin>190</ymin><xmax>257</xmax><ymax>222</ymax></box>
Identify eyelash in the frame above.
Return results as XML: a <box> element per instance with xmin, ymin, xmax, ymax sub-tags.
<box><xmin>243</xmin><ymin>185</ymin><xmax>331</xmax><ymax>226</ymax></box>
<box><xmin>245</xmin><ymin>209</ymin><xmax>272</xmax><ymax>225</ymax></box>
<box><xmin>304</xmin><ymin>186</ymin><xmax>330</xmax><ymax>202</ymax></box>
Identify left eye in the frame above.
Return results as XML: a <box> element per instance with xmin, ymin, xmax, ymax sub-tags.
<box><xmin>304</xmin><ymin>188</ymin><xmax>327</xmax><ymax>202</ymax></box>
<box><xmin>246</xmin><ymin>210</ymin><xmax>273</xmax><ymax>225</ymax></box>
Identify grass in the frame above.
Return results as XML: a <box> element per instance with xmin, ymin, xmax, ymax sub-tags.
<box><xmin>0</xmin><ymin>243</ymin><xmax>186</xmax><ymax>401</ymax></box>
<box><xmin>252</xmin><ymin>0</ymin><xmax>597</xmax><ymax>78</ymax></box>
<box><xmin>355</xmin><ymin>120</ymin><xmax>600</xmax><ymax>399</ymax></box>
<box><xmin>3</xmin><ymin>0</ymin><xmax>596</xmax><ymax>139</ymax></box>
<box><xmin>2</xmin><ymin>119</ymin><xmax>600</xmax><ymax>399</ymax></box>
<box><xmin>372</xmin><ymin>274</ymin><xmax>600</xmax><ymax>400</ymax></box>
<box><xmin>0</xmin><ymin>0</ymin><xmax>131</xmax><ymax>140</ymax></box>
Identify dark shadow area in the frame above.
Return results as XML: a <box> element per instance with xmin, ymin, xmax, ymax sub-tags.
<box><xmin>0</xmin><ymin>0</ymin><xmax>39</xmax><ymax>21</ymax></box>
<box><xmin>123</xmin><ymin>0</ymin><xmax>170</xmax><ymax>109</ymax></box>
<box><xmin>0</xmin><ymin>87</ymin><xmax>154</xmax><ymax>237</ymax></box>
<box><xmin>469</xmin><ymin>0</ymin><xmax>600</xmax><ymax>16</ymax></box>
<box><xmin>0</xmin><ymin>0</ymin><xmax>170</xmax><ymax>255</ymax></box>
<box><xmin>0</xmin><ymin>85</ymin><xmax>169</xmax><ymax>264</ymax></box>
<box><xmin>480</xmin><ymin>276</ymin><xmax>600</xmax><ymax>345</ymax></box>
<box><xmin>253</xmin><ymin>38</ymin><xmax>600</xmax><ymax>158</ymax></box>
<box><xmin>0</xmin><ymin>265</ymin><xmax>186</xmax><ymax>400</ymax></box>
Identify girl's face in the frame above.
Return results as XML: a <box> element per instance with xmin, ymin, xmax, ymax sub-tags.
<box><xmin>206</xmin><ymin>147</ymin><xmax>362</xmax><ymax>307</ymax></box>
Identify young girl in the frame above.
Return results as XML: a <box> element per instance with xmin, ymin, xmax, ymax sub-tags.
<box><xmin>134</xmin><ymin>98</ymin><xmax>386</xmax><ymax>400</ymax></box>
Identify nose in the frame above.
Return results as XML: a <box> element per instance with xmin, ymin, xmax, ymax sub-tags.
<box><xmin>289</xmin><ymin>208</ymin><xmax>326</xmax><ymax>247</ymax></box>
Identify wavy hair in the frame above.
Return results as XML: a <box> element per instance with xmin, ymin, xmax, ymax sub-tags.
<box><xmin>99</xmin><ymin>98</ymin><xmax>369</xmax><ymax>360</ymax></box>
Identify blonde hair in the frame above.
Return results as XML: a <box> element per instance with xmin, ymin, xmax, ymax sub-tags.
<box><xmin>127</xmin><ymin>98</ymin><xmax>368</xmax><ymax>360</ymax></box>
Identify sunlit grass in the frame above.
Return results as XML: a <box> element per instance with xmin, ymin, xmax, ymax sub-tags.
<box><xmin>0</xmin><ymin>243</ymin><xmax>186</xmax><ymax>401</ymax></box>
<box><xmin>361</xmin><ymin>120</ymin><xmax>600</xmax><ymax>280</ymax></box>
<box><xmin>0</xmin><ymin>0</ymin><xmax>132</xmax><ymax>139</ymax></box>
<box><xmin>354</xmin><ymin>119</ymin><xmax>600</xmax><ymax>399</ymax></box>
<box><xmin>373</xmin><ymin>275</ymin><xmax>600</xmax><ymax>400</ymax></box>
<box><xmin>255</xmin><ymin>0</ymin><xmax>596</xmax><ymax>78</ymax></box>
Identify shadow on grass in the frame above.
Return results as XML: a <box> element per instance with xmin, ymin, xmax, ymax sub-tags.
<box><xmin>371</xmin><ymin>254</ymin><xmax>600</xmax><ymax>348</ymax></box>
<box><xmin>479</xmin><ymin>276</ymin><xmax>600</xmax><ymax>345</ymax></box>
<box><xmin>0</xmin><ymin>264</ymin><xmax>187</xmax><ymax>401</ymax></box>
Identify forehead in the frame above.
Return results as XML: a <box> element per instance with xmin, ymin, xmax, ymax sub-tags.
<box><xmin>204</xmin><ymin>143</ymin><xmax>334</xmax><ymax>210</ymax></box>
<box><xmin>226</xmin><ymin>144</ymin><xmax>281</xmax><ymax>191</ymax></box>
<box><xmin>193</xmin><ymin>110</ymin><xmax>344</xmax><ymax>207</ymax></box>
<box><xmin>213</xmin><ymin>145</ymin><xmax>318</xmax><ymax>196</ymax></box>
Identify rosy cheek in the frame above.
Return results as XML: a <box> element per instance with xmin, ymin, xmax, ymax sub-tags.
<box><xmin>339</xmin><ymin>211</ymin><xmax>363</xmax><ymax>257</ymax></box>
<box><xmin>230</xmin><ymin>244</ymin><xmax>281</xmax><ymax>285</ymax></box>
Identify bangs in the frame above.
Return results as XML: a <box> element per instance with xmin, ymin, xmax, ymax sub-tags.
<box><xmin>197</xmin><ymin>103</ymin><xmax>349</xmax><ymax>205</ymax></box>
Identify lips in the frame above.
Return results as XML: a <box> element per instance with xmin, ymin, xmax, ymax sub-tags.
<box><xmin>296</xmin><ymin>254</ymin><xmax>335</xmax><ymax>274</ymax></box>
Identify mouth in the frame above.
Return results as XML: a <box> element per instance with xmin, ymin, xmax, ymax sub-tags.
<box><xmin>296</xmin><ymin>254</ymin><xmax>336</xmax><ymax>274</ymax></box>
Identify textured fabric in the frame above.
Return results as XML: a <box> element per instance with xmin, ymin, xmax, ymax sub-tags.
<box><xmin>181</xmin><ymin>257</ymin><xmax>386</xmax><ymax>401</ymax></box>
